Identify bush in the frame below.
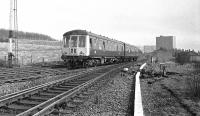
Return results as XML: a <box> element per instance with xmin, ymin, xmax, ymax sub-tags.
<box><xmin>0</xmin><ymin>38</ymin><xmax>9</xmax><ymax>42</ymax></box>
<box><xmin>185</xmin><ymin>76</ymin><xmax>200</xmax><ymax>100</ymax></box>
<box><xmin>0</xmin><ymin>59</ymin><xmax>6</xmax><ymax>67</ymax></box>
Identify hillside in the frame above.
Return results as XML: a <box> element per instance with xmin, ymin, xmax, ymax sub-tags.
<box><xmin>0</xmin><ymin>29</ymin><xmax>56</xmax><ymax>42</ymax></box>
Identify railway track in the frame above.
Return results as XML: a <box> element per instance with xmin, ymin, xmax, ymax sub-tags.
<box><xmin>0</xmin><ymin>66</ymin><xmax>92</xmax><ymax>84</ymax></box>
<box><xmin>0</xmin><ymin>63</ymin><xmax>129</xmax><ymax>116</ymax></box>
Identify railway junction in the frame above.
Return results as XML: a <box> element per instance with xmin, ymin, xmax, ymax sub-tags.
<box><xmin>0</xmin><ymin>62</ymin><xmax>143</xmax><ymax>116</ymax></box>
<box><xmin>0</xmin><ymin>54</ymin><xmax>200</xmax><ymax>116</ymax></box>
<box><xmin>0</xmin><ymin>0</ymin><xmax>199</xmax><ymax>115</ymax></box>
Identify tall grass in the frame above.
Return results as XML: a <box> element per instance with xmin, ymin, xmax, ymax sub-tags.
<box><xmin>185</xmin><ymin>75</ymin><xmax>200</xmax><ymax>100</ymax></box>
<box><xmin>0</xmin><ymin>59</ymin><xmax>6</xmax><ymax>67</ymax></box>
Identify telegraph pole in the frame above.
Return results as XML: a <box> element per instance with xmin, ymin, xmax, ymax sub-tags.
<box><xmin>8</xmin><ymin>0</ymin><xmax>18</xmax><ymax>68</ymax></box>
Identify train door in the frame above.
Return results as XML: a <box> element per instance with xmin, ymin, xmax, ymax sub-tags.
<box><xmin>70</xmin><ymin>35</ymin><xmax>78</xmax><ymax>55</ymax></box>
<box><xmin>78</xmin><ymin>35</ymin><xmax>87</xmax><ymax>56</ymax></box>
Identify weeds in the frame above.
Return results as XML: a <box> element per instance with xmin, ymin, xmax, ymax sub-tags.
<box><xmin>185</xmin><ymin>75</ymin><xmax>200</xmax><ymax>100</ymax></box>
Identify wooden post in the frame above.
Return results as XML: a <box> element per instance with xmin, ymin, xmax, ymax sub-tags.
<box><xmin>5</xmin><ymin>56</ymin><xmax>7</xmax><ymax>66</ymax></box>
<box><xmin>21</xmin><ymin>56</ymin><xmax>23</xmax><ymax>66</ymax></box>
<box><xmin>31</xmin><ymin>55</ymin><xmax>32</xmax><ymax>64</ymax></box>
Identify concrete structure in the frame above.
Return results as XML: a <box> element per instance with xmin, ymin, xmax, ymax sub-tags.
<box><xmin>144</xmin><ymin>45</ymin><xmax>156</xmax><ymax>53</ymax></box>
<box><xmin>156</xmin><ymin>36</ymin><xmax>176</xmax><ymax>50</ymax></box>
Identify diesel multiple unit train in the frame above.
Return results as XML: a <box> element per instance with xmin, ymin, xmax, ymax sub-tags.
<box><xmin>61</xmin><ymin>30</ymin><xmax>142</xmax><ymax>67</ymax></box>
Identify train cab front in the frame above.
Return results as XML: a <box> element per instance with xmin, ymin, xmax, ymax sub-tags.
<box><xmin>61</xmin><ymin>35</ymin><xmax>89</xmax><ymax>62</ymax></box>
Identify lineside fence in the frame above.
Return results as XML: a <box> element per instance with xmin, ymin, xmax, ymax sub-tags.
<box><xmin>0</xmin><ymin>50</ymin><xmax>62</xmax><ymax>67</ymax></box>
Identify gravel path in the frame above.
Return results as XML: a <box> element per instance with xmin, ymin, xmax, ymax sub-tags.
<box><xmin>68</xmin><ymin>73</ymin><xmax>134</xmax><ymax>116</ymax></box>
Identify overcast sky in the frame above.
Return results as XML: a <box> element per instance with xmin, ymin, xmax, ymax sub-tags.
<box><xmin>0</xmin><ymin>0</ymin><xmax>199</xmax><ymax>50</ymax></box>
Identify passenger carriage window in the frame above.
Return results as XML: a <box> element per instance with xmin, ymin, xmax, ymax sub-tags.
<box><xmin>79</xmin><ymin>36</ymin><xmax>86</xmax><ymax>47</ymax></box>
<box><xmin>90</xmin><ymin>38</ymin><xmax>93</xmax><ymax>48</ymax></box>
<box><xmin>103</xmin><ymin>41</ymin><xmax>105</xmax><ymax>50</ymax></box>
<box><xmin>71</xmin><ymin>36</ymin><xmax>77</xmax><ymax>47</ymax></box>
<box><xmin>94</xmin><ymin>38</ymin><xmax>97</xmax><ymax>49</ymax></box>
<box><xmin>95</xmin><ymin>38</ymin><xmax>99</xmax><ymax>49</ymax></box>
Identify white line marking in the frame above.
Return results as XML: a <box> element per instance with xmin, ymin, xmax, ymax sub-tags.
<box><xmin>134</xmin><ymin>63</ymin><xmax>146</xmax><ymax>116</ymax></box>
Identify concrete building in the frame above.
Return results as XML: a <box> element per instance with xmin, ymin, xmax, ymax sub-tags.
<box><xmin>144</xmin><ymin>45</ymin><xmax>156</xmax><ymax>53</ymax></box>
<box><xmin>156</xmin><ymin>35</ymin><xmax>176</xmax><ymax>50</ymax></box>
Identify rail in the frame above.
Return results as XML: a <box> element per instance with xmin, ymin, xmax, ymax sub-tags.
<box><xmin>18</xmin><ymin>63</ymin><xmax>128</xmax><ymax>116</ymax></box>
<box><xmin>0</xmin><ymin>65</ymin><xmax>111</xmax><ymax>107</ymax></box>
<box><xmin>0</xmin><ymin>63</ymin><xmax>124</xmax><ymax>116</ymax></box>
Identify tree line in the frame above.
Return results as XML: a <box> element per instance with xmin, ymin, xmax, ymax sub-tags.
<box><xmin>0</xmin><ymin>29</ymin><xmax>56</xmax><ymax>42</ymax></box>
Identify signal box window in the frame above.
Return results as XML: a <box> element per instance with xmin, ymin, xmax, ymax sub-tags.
<box><xmin>79</xmin><ymin>36</ymin><xmax>86</xmax><ymax>47</ymax></box>
<box><xmin>71</xmin><ymin>36</ymin><xmax>77</xmax><ymax>47</ymax></box>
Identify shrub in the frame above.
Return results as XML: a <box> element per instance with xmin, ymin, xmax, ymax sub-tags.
<box><xmin>185</xmin><ymin>76</ymin><xmax>200</xmax><ymax>100</ymax></box>
<box><xmin>0</xmin><ymin>59</ymin><xmax>6</xmax><ymax>67</ymax></box>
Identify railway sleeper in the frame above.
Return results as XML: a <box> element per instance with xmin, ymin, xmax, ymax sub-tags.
<box><xmin>29</xmin><ymin>95</ymin><xmax>50</xmax><ymax>101</ymax></box>
<box><xmin>18</xmin><ymin>99</ymin><xmax>42</xmax><ymax>106</ymax></box>
<box><xmin>42</xmin><ymin>90</ymin><xmax>63</xmax><ymax>95</ymax></box>
<box><xmin>11</xmin><ymin>101</ymin><xmax>36</xmax><ymax>107</ymax></box>
<box><xmin>50</xmin><ymin>87</ymin><xmax>71</xmax><ymax>91</ymax></box>
<box><xmin>47</xmin><ymin>89</ymin><xmax>67</xmax><ymax>94</ymax></box>
<box><xmin>62</xmin><ymin>83</ymin><xmax>80</xmax><ymax>86</ymax></box>
<box><xmin>57</xmin><ymin>85</ymin><xmax>74</xmax><ymax>89</ymax></box>
<box><xmin>8</xmin><ymin>103</ymin><xmax>32</xmax><ymax>112</ymax></box>
<box><xmin>67</xmin><ymin>82</ymin><xmax>86</xmax><ymax>85</ymax></box>
<box><xmin>26</xmin><ymin>97</ymin><xmax>46</xmax><ymax>102</ymax></box>
<box><xmin>38</xmin><ymin>92</ymin><xmax>59</xmax><ymax>97</ymax></box>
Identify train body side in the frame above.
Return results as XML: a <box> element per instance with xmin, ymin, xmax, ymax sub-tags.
<box><xmin>88</xmin><ymin>35</ymin><xmax>124</xmax><ymax>58</ymax></box>
<box><xmin>61</xmin><ymin>30</ymin><xmax>142</xmax><ymax>66</ymax></box>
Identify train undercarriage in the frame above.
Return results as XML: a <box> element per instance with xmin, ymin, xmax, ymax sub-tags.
<box><xmin>61</xmin><ymin>55</ymin><xmax>137</xmax><ymax>69</ymax></box>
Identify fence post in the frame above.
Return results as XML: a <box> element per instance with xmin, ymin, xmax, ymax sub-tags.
<box><xmin>31</xmin><ymin>55</ymin><xmax>32</xmax><ymax>64</ymax></box>
<box><xmin>59</xmin><ymin>55</ymin><xmax>60</xmax><ymax>61</ymax></box>
<box><xmin>42</xmin><ymin>57</ymin><xmax>44</xmax><ymax>63</ymax></box>
<box><xmin>22</xmin><ymin>56</ymin><xmax>23</xmax><ymax>66</ymax></box>
<box><xmin>4</xmin><ymin>56</ymin><xmax>7</xmax><ymax>66</ymax></box>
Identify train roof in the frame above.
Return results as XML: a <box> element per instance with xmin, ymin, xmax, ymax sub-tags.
<box><xmin>63</xmin><ymin>29</ymin><xmax>142</xmax><ymax>52</ymax></box>
<box><xmin>63</xmin><ymin>29</ymin><xmax>123</xmax><ymax>43</ymax></box>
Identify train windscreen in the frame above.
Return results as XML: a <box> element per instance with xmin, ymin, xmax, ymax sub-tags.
<box><xmin>79</xmin><ymin>36</ymin><xmax>86</xmax><ymax>47</ymax></box>
<box><xmin>71</xmin><ymin>36</ymin><xmax>78</xmax><ymax>47</ymax></box>
<box><xmin>64</xmin><ymin>36</ymin><xmax>70</xmax><ymax>47</ymax></box>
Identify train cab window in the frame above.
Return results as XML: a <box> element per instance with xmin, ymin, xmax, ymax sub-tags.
<box><xmin>64</xmin><ymin>36</ymin><xmax>70</xmax><ymax>47</ymax></box>
<box><xmin>71</xmin><ymin>36</ymin><xmax>77</xmax><ymax>47</ymax></box>
<box><xmin>79</xmin><ymin>36</ymin><xmax>86</xmax><ymax>47</ymax></box>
